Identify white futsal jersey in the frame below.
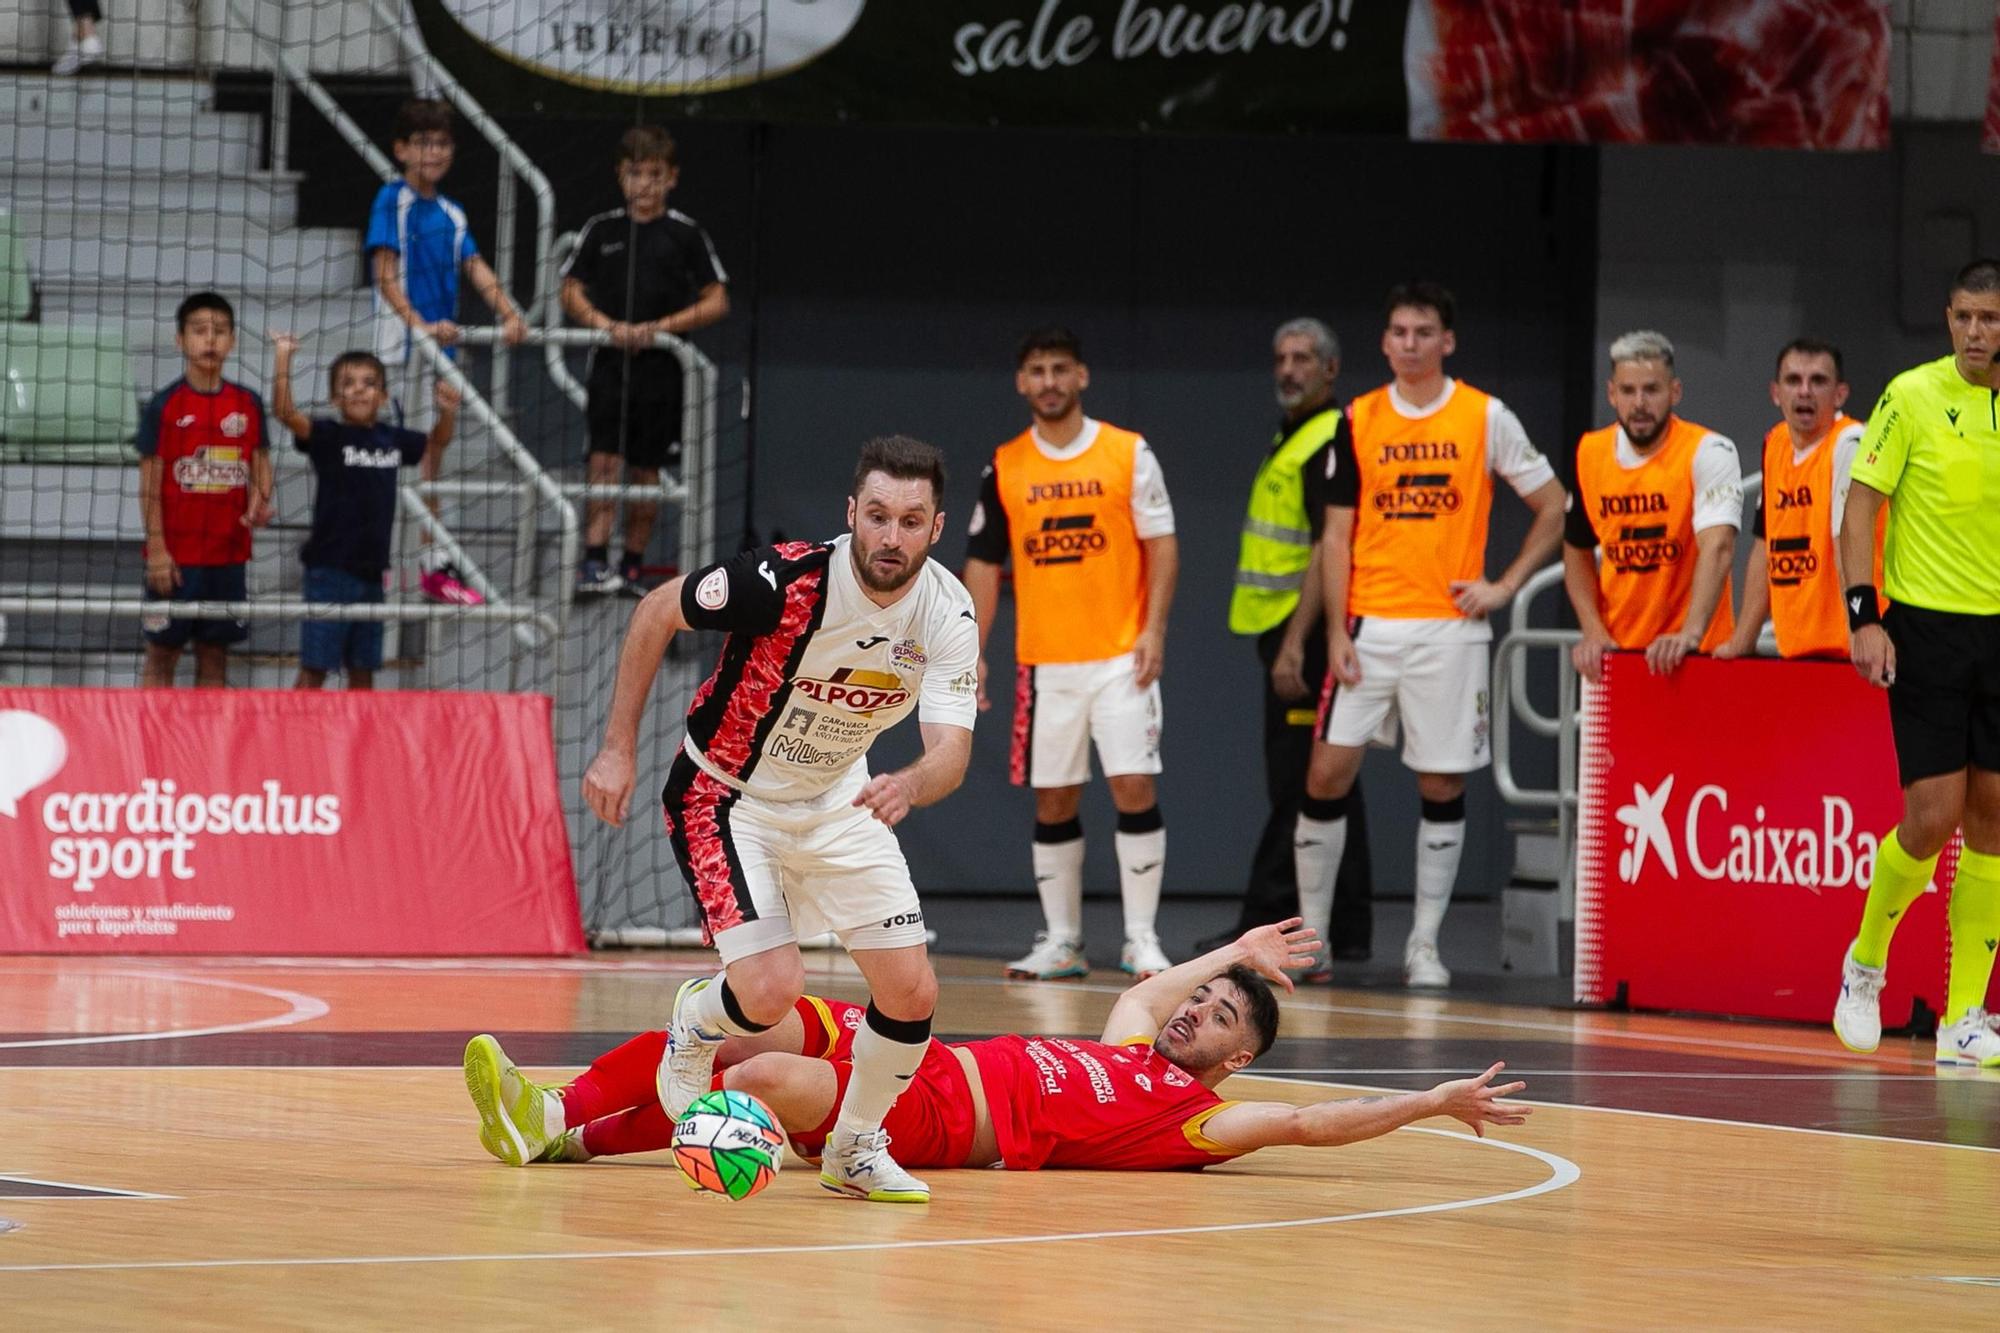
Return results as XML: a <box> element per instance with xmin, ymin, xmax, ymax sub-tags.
<box><xmin>677</xmin><ymin>535</ymin><xmax>979</xmax><ymax>801</ymax></box>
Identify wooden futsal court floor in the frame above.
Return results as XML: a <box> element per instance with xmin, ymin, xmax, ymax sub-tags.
<box><xmin>3</xmin><ymin>953</ymin><xmax>1998</xmax><ymax>1329</ymax></box>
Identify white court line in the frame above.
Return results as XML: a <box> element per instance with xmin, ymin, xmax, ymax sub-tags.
<box><xmin>1933</xmin><ymin>1276</ymin><xmax>2000</xmax><ymax>1287</ymax></box>
<box><xmin>1237</xmin><ymin>1073</ymin><xmax>2000</xmax><ymax>1155</ymax></box>
<box><xmin>0</xmin><ymin>1175</ymin><xmax>173</xmax><ymax>1201</ymax></box>
<box><xmin>0</xmin><ymin>971</ymin><xmax>328</xmax><ymax>1050</ymax></box>
<box><xmin>0</xmin><ymin>1127</ymin><xmax>1577</xmax><ymax>1274</ymax></box>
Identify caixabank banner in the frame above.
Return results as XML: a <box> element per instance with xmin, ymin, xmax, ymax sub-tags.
<box><xmin>1574</xmin><ymin>653</ymin><xmax>1974</xmax><ymax>1027</ymax></box>
<box><xmin>411</xmin><ymin>0</ymin><xmax>1890</xmax><ymax>146</ymax></box>
<box><xmin>0</xmin><ymin>689</ymin><xmax>584</xmax><ymax>955</ymax></box>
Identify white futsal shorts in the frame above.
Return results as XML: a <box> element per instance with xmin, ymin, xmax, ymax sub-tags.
<box><xmin>662</xmin><ymin>756</ymin><xmax>929</xmax><ymax>964</ymax></box>
<box><xmin>1316</xmin><ymin>624</ymin><xmax>1491</xmax><ymax>774</ymax></box>
<box><xmin>1010</xmin><ymin>651</ymin><xmax>1164</xmax><ymax>788</ymax></box>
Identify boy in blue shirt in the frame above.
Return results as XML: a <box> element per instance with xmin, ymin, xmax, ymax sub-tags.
<box><xmin>270</xmin><ymin>333</ymin><xmax>459</xmax><ymax>690</ymax></box>
<box><xmin>365</xmin><ymin>97</ymin><xmax>525</xmax><ymax>607</ymax></box>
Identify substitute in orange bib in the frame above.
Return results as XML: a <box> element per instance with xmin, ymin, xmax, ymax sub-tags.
<box><xmin>1300</xmin><ymin>283</ymin><xmax>1567</xmax><ymax>989</ymax></box>
<box><xmin>1564</xmin><ymin>330</ymin><xmax>1741</xmax><ymax>682</ymax></box>
<box><xmin>963</xmin><ymin>328</ymin><xmax>1180</xmax><ymax>982</ymax></box>
<box><xmin>1717</xmin><ymin>338</ymin><xmax>1885</xmax><ymax>661</ymax></box>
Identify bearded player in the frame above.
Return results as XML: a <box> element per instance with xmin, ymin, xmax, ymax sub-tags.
<box><xmin>575</xmin><ymin>435</ymin><xmax>979</xmax><ymax>1203</ymax></box>
<box><xmin>463</xmin><ymin>921</ymin><xmax>1529</xmax><ymax>1172</ymax></box>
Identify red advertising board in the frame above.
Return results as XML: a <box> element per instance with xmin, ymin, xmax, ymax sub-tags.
<box><xmin>1575</xmin><ymin>653</ymin><xmax>1971</xmax><ymax>1026</ymax></box>
<box><xmin>0</xmin><ymin>688</ymin><xmax>584</xmax><ymax>955</ymax></box>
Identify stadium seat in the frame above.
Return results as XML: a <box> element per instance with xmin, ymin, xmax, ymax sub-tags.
<box><xmin>0</xmin><ymin>322</ymin><xmax>139</xmax><ymax>463</ymax></box>
<box><xmin>0</xmin><ymin>213</ymin><xmax>30</xmax><ymax>322</ymax></box>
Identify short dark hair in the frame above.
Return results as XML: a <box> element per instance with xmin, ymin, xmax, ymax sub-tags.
<box><xmin>619</xmin><ymin>125</ymin><xmax>678</xmax><ymax>168</ymax></box>
<box><xmin>329</xmin><ymin>350</ymin><xmax>388</xmax><ymax>395</ymax></box>
<box><xmin>175</xmin><ymin>291</ymin><xmax>234</xmax><ymax>333</ymax></box>
<box><xmin>1950</xmin><ymin>258</ymin><xmax>2000</xmax><ymax>298</ymax></box>
<box><xmin>1775</xmin><ymin>338</ymin><xmax>1844</xmax><ymax>381</ymax></box>
<box><xmin>853</xmin><ymin>435</ymin><xmax>947</xmax><ymax>506</ymax></box>
<box><xmin>393</xmin><ymin>98</ymin><xmax>454</xmax><ymax>143</ymax></box>
<box><xmin>1016</xmin><ymin>326</ymin><xmax>1083</xmax><ymax>368</ymax></box>
<box><xmin>1221</xmin><ymin>964</ymin><xmax>1281</xmax><ymax>1059</ymax></box>
<box><xmin>1385</xmin><ymin>281</ymin><xmax>1457</xmax><ymax>331</ymax></box>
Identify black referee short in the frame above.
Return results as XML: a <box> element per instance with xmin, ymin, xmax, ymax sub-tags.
<box><xmin>585</xmin><ymin>352</ymin><xmax>684</xmax><ymax>471</ymax></box>
<box><xmin>1884</xmin><ymin>602</ymin><xmax>2000</xmax><ymax>786</ymax></box>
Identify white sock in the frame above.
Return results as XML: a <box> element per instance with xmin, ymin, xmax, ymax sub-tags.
<box><xmin>834</xmin><ymin>1014</ymin><xmax>928</xmax><ymax>1137</ymax></box>
<box><xmin>1115</xmin><ymin>825</ymin><xmax>1165</xmax><ymax>940</ymax></box>
<box><xmin>1032</xmin><ymin>829</ymin><xmax>1085</xmax><ymax>942</ymax></box>
<box><xmin>688</xmin><ymin>972</ymin><xmax>763</xmax><ymax>1041</ymax></box>
<box><xmin>1294</xmin><ymin>811</ymin><xmax>1348</xmax><ymax>963</ymax></box>
<box><xmin>1409</xmin><ymin>819</ymin><xmax>1466</xmax><ymax>949</ymax></box>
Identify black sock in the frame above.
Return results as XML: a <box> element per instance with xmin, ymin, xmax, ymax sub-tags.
<box><xmin>585</xmin><ymin>544</ymin><xmax>608</xmax><ymax>565</ymax></box>
<box><xmin>621</xmin><ymin>548</ymin><xmax>646</xmax><ymax>572</ymax></box>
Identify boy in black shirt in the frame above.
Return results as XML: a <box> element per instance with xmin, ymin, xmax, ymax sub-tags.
<box><xmin>561</xmin><ymin>125</ymin><xmax>729</xmax><ymax>595</ymax></box>
<box><xmin>270</xmin><ymin>333</ymin><xmax>460</xmax><ymax>689</ymax></box>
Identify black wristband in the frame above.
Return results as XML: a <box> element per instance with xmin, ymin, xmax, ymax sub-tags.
<box><xmin>1845</xmin><ymin>584</ymin><xmax>1881</xmax><ymax>631</ymax></box>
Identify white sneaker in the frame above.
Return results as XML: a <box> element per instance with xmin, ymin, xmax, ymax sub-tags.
<box><xmin>1832</xmin><ymin>941</ymin><xmax>1885</xmax><ymax>1053</ymax></box>
<box><xmin>1120</xmin><ymin>931</ymin><xmax>1171</xmax><ymax>979</ymax></box>
<box><xmin>655</xmin><ymin>976</ymin><xmax>726</xmax><ymax>1118</ymax></box>
<box><xmin>1005</xmin><ymin>932</ymin><xmax>1088</xmax><ymax>980</ymax></box>
<box><xmin>1935</xmin><ymin>1007</ymin><xmax>2000</xmax><ymax>1068</ymax></box>
<box><xmin>51</xmin><ymin>34</ymin><xmax>103</xmax><ymax>75</ymax></box>
<box><xmin>819</xmin><ymin>1126</ymin><xmax>930</xmax><ymax>1203</ymax></box>
<box><xmin>1404</xmin><ymin>938</ymin><xmax>1451</xmax><ymax>988</ymax></box>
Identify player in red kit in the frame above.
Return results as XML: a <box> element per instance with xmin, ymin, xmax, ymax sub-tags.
<box><xmin>464</xmin><ymin>922</ymin><xmax>1529</xmax><ymax>1171</ymax></box>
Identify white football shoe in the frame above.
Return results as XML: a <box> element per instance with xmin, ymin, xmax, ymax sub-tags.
<box><xmin>1831</xmin><ymin>942</ymin><xmax>1885</xmax><ymax>1054</ymax></box>
<box><xmin>1404</xmin><ymin>938</ymin><xmax>1452</xmax><ymax>989</ymax></box>
<box><xmin>1935</xmin><ymin>1007</ymin><xmax>2000</xmax><ymax>1068</ymax></box>
<box><xmin>1005</xmin><ymin>932</ymin><xmax>1088</xmax><ymax>980</ymax></box>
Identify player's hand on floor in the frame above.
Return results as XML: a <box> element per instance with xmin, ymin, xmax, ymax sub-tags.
<box><xmin>582</xmin><ymin>746</ymin><xmax>637</xmax><ymax>827</ymax></box>
<box><xmin>852</xmin><ymin>772</ymin><xmax>914</xmax><ymax>827</ymax></box>
<box><xmin>1850</xmin><ymin>624</ymin><xmax>1895</xmax><ymax>688</ymax></box>
<box><xmin>1233</xmin><ymin>918</ymin><xmax>1320</xmax><ymax>992</ymax></box>
<box><xmin>1434</xmin><ymin>1062</ymin><xmax>1530</xmax><ymax>1137</ymax></box>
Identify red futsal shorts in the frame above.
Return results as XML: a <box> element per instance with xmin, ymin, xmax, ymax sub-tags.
<box><xmin>785</xmin><ymin>996</ymin><xmax>976</xmax><ymax>1169</ymax></box>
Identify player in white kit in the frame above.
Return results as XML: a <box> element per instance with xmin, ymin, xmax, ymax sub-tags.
<box><xmin>582</xmin><ymin>436</ymin><xmax>979</xmax><ymax>1203</ymax></box>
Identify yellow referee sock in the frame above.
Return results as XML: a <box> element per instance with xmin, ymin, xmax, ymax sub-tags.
<box><xmin>1853</xmin><ymin>827</ymin><xmax>1938</xmax><ymax>970</ymax></box>
<box><xmin>1944</xmin><ymin>848</ymin><xmax>2000</xmax><ymax>1026</ymax></box>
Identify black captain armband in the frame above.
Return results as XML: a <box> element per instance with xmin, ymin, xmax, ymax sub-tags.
<box><xmin>1844</xmin><ymin>584</ymin><xmax>1882</xmax><ymax>632</ymax></box>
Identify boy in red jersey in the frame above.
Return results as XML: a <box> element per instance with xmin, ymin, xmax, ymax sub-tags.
<box><xmin>465</xmin><ymin>921</ymin><xmax>1528</xmax><ymax>1172</ymax></box>
<box><xmin>136</xmin><ymin>292</ymin><xmax>273</xmax><ymax>688</ymax></box>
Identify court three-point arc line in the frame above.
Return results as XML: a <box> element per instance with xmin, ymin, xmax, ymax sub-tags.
<box><xmin>0</xmin><ymin>970</ymin><xmax>328</xmax><ymax>1049</ymax></box>
<box><xmin>0</xmin><ymin>1129</ymin><xmax>1579</xmax><ymax>1274</ymax></box>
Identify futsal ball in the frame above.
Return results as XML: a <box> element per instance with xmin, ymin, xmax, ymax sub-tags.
<box><xmin>672</xmin><ymin>1089</ymin><xmax>786</xmax><ymax>1200</ymax></box>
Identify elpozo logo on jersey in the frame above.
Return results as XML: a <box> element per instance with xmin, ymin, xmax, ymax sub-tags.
<box><xmin>790</xmin><ymin>668</ymin><xmax>909</xmax><ymax>716</ymax></box>
<box><xmin>440</xmin><ymin>0</ymin><xmax>865</xmax><ymax>95</ymax></box>
<box><xmin>1613</xmin><ymin>774</ymin><xmax>1880</xmax><ymax>892</ymax></box>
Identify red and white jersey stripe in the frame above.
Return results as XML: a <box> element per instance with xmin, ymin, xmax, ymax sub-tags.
<box><xmin>678</xmin><ymin>536</ymin><xmax>979</xmax><ymax>801</ymax></box>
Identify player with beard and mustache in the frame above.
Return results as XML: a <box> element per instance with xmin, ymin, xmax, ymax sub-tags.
<box><xmin>963</xmin><ymin>327</ymin><xmax>1181</xmax><ymax>985</ymax></box>
<box><xmin>464</xmin><ymin>920</ymin><xmax>1531</xmax><ymax>1172</ymax></box>
<box><xmin>1563</xmin><ymin>330</ymin><xmax>1743</xmax><ymax>683</ymax></box>
<box><xmin>573</xmin><ymin>435</ymin><xmax>980</xmax><ymax>1203</ymax></box>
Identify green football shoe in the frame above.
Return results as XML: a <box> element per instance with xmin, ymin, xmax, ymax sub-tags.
<box><xmin>463</xmin><ymin>1034</ymin><xmax>565</xmax><ymax>1167</ymax></box>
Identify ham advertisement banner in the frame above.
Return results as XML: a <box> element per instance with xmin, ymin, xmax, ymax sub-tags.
<box><xmin>0</xmin><ymin>689</ymin><xmax>583</xmax><ymax>955</ymax></box>
<box><xmin>409</xmin><ymin>0</ymin><xmax>1890</xmax><ymax>146</ymax></box>
<box><xmin>1575</xmin><ymin>653</ymin><xmax>1974</xmax><ymax>1027</ymax></box>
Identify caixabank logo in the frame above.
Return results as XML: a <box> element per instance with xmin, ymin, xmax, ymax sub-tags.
<box><xmin>1613</xmin><ymin>773</ymin><xmax>1880</xmax><ymax>892</ymax></box>
<box><xmin>0</xmin><ymin>710</ymin><xmax>342</xmax><ymax>894</ymax></box>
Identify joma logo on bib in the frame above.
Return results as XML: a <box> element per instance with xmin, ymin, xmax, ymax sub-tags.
<box><xmin>791</xmin><ymin>668</ymin><xmax>909</xmax><ymax>716</ymax></box>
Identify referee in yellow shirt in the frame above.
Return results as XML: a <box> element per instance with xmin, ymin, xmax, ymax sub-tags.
<box><xmin>1833</xmin><ymin>259</ymin><xmax>2000</xmax><ymax>1067</ymax></box>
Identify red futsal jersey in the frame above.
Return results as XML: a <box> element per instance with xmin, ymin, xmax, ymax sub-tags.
<box><xmin>137</xmin><ymin>377</ymin><xmax>269</xmax><ymax>566</ymax></box>
<box><xmin>969</xmin><ymin>1034</ymin><xmax>1244</xmax><ymax>1171</ymax></box>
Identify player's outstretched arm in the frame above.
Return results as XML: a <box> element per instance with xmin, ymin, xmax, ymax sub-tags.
<box><xmin>582</xmin><ymin>576</ymin><xmax>689</xmax><ymax>827</ymax></box>
<box><xmin>1100</xmin><ymin>920</ymin><xmax>1320</xmax><ymax>1045</ymax></box>
<box><xmin>1563</xmin><ymin>544</ymin><xmax>1616</xmax><ymax>682</ymax></box>
<box><xmin>1202</xmin><ymin>1063</ymin><xmax>1530</xmax><ymax>1152</ymax></box>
